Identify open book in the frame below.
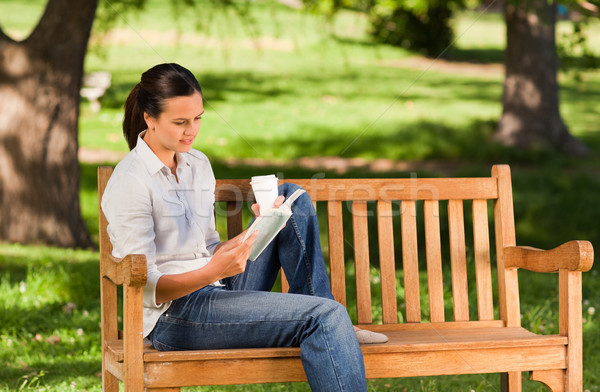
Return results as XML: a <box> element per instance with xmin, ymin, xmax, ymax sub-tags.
<box><xmin>243</xmin><ymin>188</ymin><xmax>306</xmax><ymax>261</ymax></box>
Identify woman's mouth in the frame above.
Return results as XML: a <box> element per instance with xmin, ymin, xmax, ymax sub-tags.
<box><xmin>180</xmin><ymin>138</ymin><xmax>194</xmax><ymax>145</ymax></box>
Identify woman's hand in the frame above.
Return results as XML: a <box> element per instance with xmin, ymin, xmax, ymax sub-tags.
<box><xmin>155</xmin><ymin>230</ymin><xmax>258</xmax><ymax>305</ymax></box>
<box><xmin>251</xmin><ymin>195</ymin><xmax>285</xmax><ymax>217</ymax></box>
<box><xmin>208</xmin><ymin>230</ymin><xmax>258</xmax><ymax>280</ymax></box>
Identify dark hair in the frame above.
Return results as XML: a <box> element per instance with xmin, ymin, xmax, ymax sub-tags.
<box><xmin>123</xmin><ymin>63</ymin><xmax>202</xmax><ymax>150</ymax></box>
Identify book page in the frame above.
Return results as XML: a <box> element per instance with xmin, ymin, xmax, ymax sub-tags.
<box><xmin>243</xmin><ymin>189</ymin><xmax>306</xmax><ymax>261</ymax></box>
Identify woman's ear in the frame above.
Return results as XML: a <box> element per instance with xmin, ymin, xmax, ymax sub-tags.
<box><xmin>143</xmin><ymin>112</ymin><xmax>155</xmax><ymax>131</ymax></box>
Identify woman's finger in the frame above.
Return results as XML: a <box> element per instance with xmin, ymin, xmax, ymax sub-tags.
<box><xmin>273</xmin><ymin>195</ymin><xmax>285</xmax><ymax>208</ymax></box>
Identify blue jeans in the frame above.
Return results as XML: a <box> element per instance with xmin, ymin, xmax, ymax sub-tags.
<box><xmin>151</xmin><ymin>183</ymin><xmax>367</xmax><ymax>391</ymax></box>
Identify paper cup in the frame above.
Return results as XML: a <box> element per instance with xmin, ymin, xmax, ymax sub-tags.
<box><xmin>251</xmin><ymin>175</ymin><xmax>279</xmax><ymax>212</ymax></box>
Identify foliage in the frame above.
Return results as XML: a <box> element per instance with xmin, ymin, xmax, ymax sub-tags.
<box><xmin>367</xmin><ymin>0</ymin><xmax>464</xmax><ymax>56</ymax></box>
<box><xmin>556</xmin><ymin>4</ymin><xmax>600</xmax><ymax>79</ymax></box>
<box><xmin>303</xmin><ymin>0</ymin><xmax>468</xmax><ymax>56</ymax></box>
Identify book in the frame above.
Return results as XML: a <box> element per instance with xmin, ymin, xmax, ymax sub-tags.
<box><xmin>243</xmin><ymin>188</ymin><xmax>306</xmax><ymax>261</ymax></box>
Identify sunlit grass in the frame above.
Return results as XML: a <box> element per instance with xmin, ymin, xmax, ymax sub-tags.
<box><xmin>1</xmin><ymin>0</ymin><xmax>600</xmax><ymax>391</ymax></box>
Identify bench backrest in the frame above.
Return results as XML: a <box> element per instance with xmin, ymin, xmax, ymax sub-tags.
<box><xmin>211</xmin><ymin>165</ymin><xmax>519</xmax><ymax>327</ymax></box>
<box><xmin>98</xmin><ymin>164</ymin><xmax>520</xmax><ymax>332</ymax></box>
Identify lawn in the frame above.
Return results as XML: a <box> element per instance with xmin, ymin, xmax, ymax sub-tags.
<box><xmin>1</xmin><ymin>0</ymin><xmax>600</xmax><ymax>391</ymax></box>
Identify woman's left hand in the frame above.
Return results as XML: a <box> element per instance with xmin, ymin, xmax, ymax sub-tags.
<box><xmin>251</xmin><ymin>195</ymin><xmax>285</xmax><ymax>217</ymax></box>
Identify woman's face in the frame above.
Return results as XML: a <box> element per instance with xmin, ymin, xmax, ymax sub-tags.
<box><xmin>143</xmin><ymin>91</ymin><xmax>204</xmax><ymax>157</ymax></box>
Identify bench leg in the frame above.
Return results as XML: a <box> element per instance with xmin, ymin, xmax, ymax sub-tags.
<box><xmin>530</xmin><ymin>370</ymin><xmax>565</xmax><ymax>392</ymax></box>
<box><xmin>102</xmin><ymin>370</ymin><xmax>119</xmax><ymax>392</ymax></box>
<box><xmin>501</xmin><ymin>371</ymin><xmax>522</xmax><ymax>392</ymax></box>
<box><xmin>145</xmin><ymin>389</ymin><xmax>181</xmax><ymax>392</ymax></box>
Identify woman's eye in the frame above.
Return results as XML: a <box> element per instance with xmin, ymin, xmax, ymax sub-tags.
<box><xmin>174</xmin><ymin>121</ymin><xmax>185</xmax><ymax>125</ymax></box>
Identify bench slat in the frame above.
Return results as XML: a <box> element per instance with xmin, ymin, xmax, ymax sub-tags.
<box><xmin>215</xmin><ymin>178</ymin><xmax>499</xmax><ymax>202</ymax></box>
<box><xmin>327</xmin><ymin>200</ymin><xmax>346</xmax><ymax>306</ymax></box>
<box><xmin>353</xmin><ymin>201</ymin><xmax>373</xmax><ymax>324</ymax></box>
<box><xmin>473</xmin><ymin>199</ymin><xmax>494</xmax><ymax>320</ymax></box>
<box><xmin>402</xmin><ymin>201</ymin><xmax>421</xmax><ymax>322</ymax></box>
<box><xmin>424</xmin><ymin>200</ymin><xmax>445</xmax><ymax>322</ymax></box>
<box><xmin>448</xmin><ymin>200</ymin><xmax>470</xmax><ymax>321</ymax></box>
<box><xmin>377</xmin><ymin>200</ymin><xmax>398</xmax><ymax>324</ymax></box>
<box><xmin>226</xmin><ymin>201</ymin><xmax>243</xmax><ymax>239</ymax></box>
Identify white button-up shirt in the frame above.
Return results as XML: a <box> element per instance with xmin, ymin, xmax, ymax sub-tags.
<box><xmin>101</xmin><ymin>132</ymin><xmax>221</xmax><ymax>337</ymax></box>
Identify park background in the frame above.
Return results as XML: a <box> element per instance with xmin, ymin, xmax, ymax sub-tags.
<box><xmin>1</xmin><ymin>0</ymin><xmax>600</xmax><ymax>390</ymax></box>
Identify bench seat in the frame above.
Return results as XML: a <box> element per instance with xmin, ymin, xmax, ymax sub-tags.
<box><xmin>105</xmin><ymin>323</ymin><xmax>569</xmax><ymax>388</ymax></box>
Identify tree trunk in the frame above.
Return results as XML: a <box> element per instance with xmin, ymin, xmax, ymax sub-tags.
<box><xmin>0</xmin><ymin>0</ymin><xmax>98</xmax><ymax>247</ymax></box>
<box><xmin>495</xmin><ymin>0</ymin><xmax>588</xmax><ymax>156</ymax></box>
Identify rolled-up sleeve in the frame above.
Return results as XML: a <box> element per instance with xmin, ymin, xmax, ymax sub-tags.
<box><xmin>205</xmin><ymin>213</ymin><xmax>221</xmax><ymax>255</ymax></box>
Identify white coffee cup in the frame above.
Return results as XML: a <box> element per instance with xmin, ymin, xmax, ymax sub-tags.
<box><xmin>251</xmin><ymin>174</ymin><xmax>279</xmax><ymax>212</ymax></box>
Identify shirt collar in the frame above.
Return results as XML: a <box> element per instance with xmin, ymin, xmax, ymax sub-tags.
<box><xmin>134</xmin><ymin>131</ymin><xmax>169</xmax><ymax>176</ymax></box>
<box><xmin>134</xmin><ymin>130</ymin><xmax>192</xmax><ymax>176</ymax></box>
<box><xmin>175</xmin><ymin>150</ymin><xmax>191</xmax><ymax>169</ymax></box>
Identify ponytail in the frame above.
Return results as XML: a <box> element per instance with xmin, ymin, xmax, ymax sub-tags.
<box><xmin>122</xmin><ymin>63</ymin><xmax>203</xmax><ymax>151</ymax></box>
<box><xmin>123</xmin><ymin>84</ymin><xmax>146</xmax><ymax>150</ymax></box>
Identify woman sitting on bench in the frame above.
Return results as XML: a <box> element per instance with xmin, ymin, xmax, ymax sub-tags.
<box><xmin>101</xmin><ymin>63</ymin><xmax>387</xmax><ymax>392</ymax></box>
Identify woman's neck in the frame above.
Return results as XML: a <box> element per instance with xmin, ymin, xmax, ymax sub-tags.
<box><xmin>143</xmin><ymin>132</ymin><xmax>177</xmax><ymax>175</ymax></box>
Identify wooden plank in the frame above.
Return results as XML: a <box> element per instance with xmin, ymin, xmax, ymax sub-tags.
<box><xmin>215</xmin><ymin>178</ymin><xmax>499</xmax><ymax>202</ymax></box>
<box><xmin>226</xmin><ymin>201</ymin><xmax>243</xmax><ymax>239</ymax></box>
<box><xmin>145</xmin><ymin>357</ymin><xmax>307</xmax><ymax>387</ymax></box>
<box><xmin>448</xmin><ymin>200</ymin><xmax>469</xmax><ymax>322</ymax></box>
<box><xmin>362</xmin><ymin>346</ymin><xmax>566</xmax><ymax>379</ymax></box>
<box><xmin>401</xmin><ymin>200</ymin><xmax>421</xmax><ymax>322</ymax></box>
<box><xmin>353</xmin><ymin>201</ymin><xmax>372</xmax><ymax>324</ymax></box>
<box><xmin>424</xmin><ymin>200</ymin><xmax>445</xmax><ymax>323</ymax></box>
<box><xmin>98</xmin><ymin>166</ymin><xmax>114</xmax><ymax>257</ymax></box>
<box><xmin>472</xmin><ymin>199</ymin><xmax>494</xmax><ymax>321</ymax></box>
<box><xmin>559</xmin><ymin>270</ymin><xmax>583</xmax><ymax>390</ymax></box>
<box><xmin>327</xmin><ymin>200</ymin><xmax>346</xmax><ymax>306</ymax></box>
<box><xmin>98</xmin><ymin>166</ymin><xmax>122</xmax><ymax>392</ymax></box>
<box><xmin>123</xmin><ymin>285</ymin><xmax>144</xmax><ymax>392</ymax></box>
<box><xmin>493</xmin><ymin>165</ymin><xmax>524</xmax><ymax>392</ymax></box>
<box><xmin>504</xmin><ymin>241</ymin><xmax>593</xmax><ymax>273</ymax></box>
<box><xmin>377</xmin><ymin>200</ymin><xmax>398</xmax><ymax>324</ymax></box>
<box><xmin>492</xmin><ymin>165</ymin><xmax>520</xmax><ymax>328</ymax></box>
<box><xmin>142</xmin><ymin>343</ymin><xmax>566</xmax><ymax>387</ymax></box>
<box><xmin>356</xmin><ymin>320</ymin><xmax>505</xmax><ymax>332</ymax></box>
<box><xmin>280</xmin><ymin>269</ymin><xmax>289</xmax><ymax>293</ymax></box>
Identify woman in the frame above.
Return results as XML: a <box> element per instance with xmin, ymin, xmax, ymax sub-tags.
<box><xmin>102</xmin><ymin>63</ymin><xmax>386</xmax><ymax>391</ymax></box>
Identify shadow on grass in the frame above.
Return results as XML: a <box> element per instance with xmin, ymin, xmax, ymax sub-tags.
<box><xmin>445</xmin><ymin>47</ymin><xmax>504</xmax><ymax>64</ymax></box>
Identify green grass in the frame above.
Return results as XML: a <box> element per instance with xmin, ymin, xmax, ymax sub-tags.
<box><xmin>2</xmin><ymin>0</ymin><xmax>600</xmax><ymax>390</ymax></box>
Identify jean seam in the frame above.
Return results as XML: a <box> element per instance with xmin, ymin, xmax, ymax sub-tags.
<box><xmin>315</xmin><ymin>318</ymin><xmax>344</xmax><ymax>392</ymax></box>
<box><xmin>157</xmin><ymin>315</ymin><xmax>312</xmax><ymax>329</ymax></box>
<box><xmin>289</xmin><ymin>213</ymin><xmax>315</xmax><ymax>296</ymax></box>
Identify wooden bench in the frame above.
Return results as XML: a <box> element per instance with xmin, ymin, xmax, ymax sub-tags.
<box><xmin>98</xmin><ymin>164</ymin><xmax>593</xmax><ymax>392</ymax></box>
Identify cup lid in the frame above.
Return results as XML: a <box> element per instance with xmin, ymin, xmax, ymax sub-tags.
<box><xmin>250</xmin><ymin>174</ymin><xmax>278</xmax><ymax>184</ymax></box>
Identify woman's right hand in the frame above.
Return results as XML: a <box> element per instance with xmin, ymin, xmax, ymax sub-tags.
<box><xmin>208</xmin><ymin>230</ymin><xmax>258</xmax><ymax>280</ymax></box>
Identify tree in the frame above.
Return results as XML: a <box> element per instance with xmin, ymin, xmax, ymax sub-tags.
<box><xmin>494</xmin><ymin>0</ymin><xmax>589</xmax><ymax>155</ymax></box>
<box><xmin>0</xmin><ymin>0</ymin><xmax>98</xmax><ymax>247</ymax></box>
<box><xmin>0</xmin><ymin>0</ymin><xmax>256</xmax><ymax>248</ymax></box>
<box><xmin>306</xmin><ymin>0</ymin><xmax>593</xmax><ymax>156</ymax></box>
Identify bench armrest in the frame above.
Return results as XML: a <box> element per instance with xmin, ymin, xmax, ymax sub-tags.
<box><xmin>101</xmin><ymin>253</ymin><xmax>147</xmax><ymax>287</ymax></box>
<box><xmin>504</xmin><ymin>240</ymin><xmax>594</xmax><ymax>273</ymax></box>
